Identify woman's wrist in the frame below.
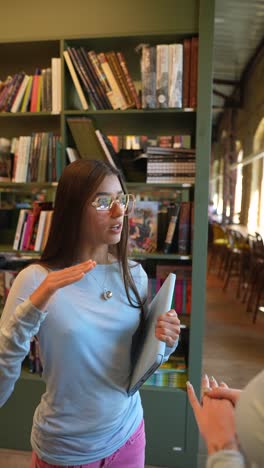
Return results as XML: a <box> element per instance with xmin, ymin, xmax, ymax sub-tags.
<box><xmin>30</xmin><ymin>283</ymin><xmax>52</xmax><ymax>311</ymax></box>
<box><xmin>207</xmin><ymin>439</ymin><xmax>239</xmax><ymax>455</ymax></box>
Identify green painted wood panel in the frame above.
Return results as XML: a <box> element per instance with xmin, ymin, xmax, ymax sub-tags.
<box><xmin>140</xmin><ymin>387</ymin><xmax>188</xmax><ymax>467</ymax></box>
<box><xmin>0</xmin><ymin>376</ymin><xmax>45</xmax><ymax>450</ymax></box>
<box><xmin>0</xmin><ymin>0</ymin><xmax>198</xmax><ymax>43</ymax></box>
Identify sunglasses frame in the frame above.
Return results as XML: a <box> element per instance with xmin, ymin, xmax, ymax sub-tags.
<box><xmin>91</xmin><ymin>193</ymin><xmax>135</xmax><ymax>215</ymax></box>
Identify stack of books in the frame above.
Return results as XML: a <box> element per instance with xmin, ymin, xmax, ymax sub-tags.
<box><xmin>146</xmin><ymin>146</ymin><xmax>196</xmax><ymax>184</ymax></box>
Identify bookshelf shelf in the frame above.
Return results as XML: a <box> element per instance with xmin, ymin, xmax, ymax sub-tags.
<box><xmin>130</xmin><ymin>253</ymin><xmax>192</xmax><ymax>261</ymax></box>
<box><xmin>0</xmin><ymin>245</ymin><xmax>40</xmax><ymax>256</ymax></box>
<box><xmin>64</xmin><ymin>109</ymin><xmax>196</xmax><ymax>115</ymax></box>
<box><xmin>141</xmin><ymin>385</ymin><xmax>186</xmax><ymax>394</ymax></box>
<box><xmin>0</xmin><ymin>113</ymin><xmax>60</xmax><ymax>118</ymax></box>
<box><xmin>65</xmin><ymin>110</ymin><xmax>196</xmax><ymax>135</ymax></box>
<box><xmin>0</xmin><ymin>182</ymin><xmax>58</xmax><ymax>191</ymax></box>
<box><xmin>126</xmin><ymin>182</ymin><xmax>194</xmax><ymax>190</ymax></box>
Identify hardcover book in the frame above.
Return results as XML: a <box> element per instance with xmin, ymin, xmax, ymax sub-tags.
<box><xmin>156</xmin><ymin>44</ymin><xmax>169</xmax><ymax>108</ymax></box>
<box><xmin>67</xmin><ymin>117</ymin><xmax>109</xmax><ymax>161</ymax></box>
<box><xmin>141</xmin><ymin>46</ymin><xmax>156</xmax><ymax>108</ymax></box>
<box><xmin>168</xmin><ymin>43</ymin><xmax>183</xmax><ymax>108</ymax></box>
<box><xmin>63</xmin><ymin>50</ymin><xmax>89</xmax><ymax>110</ymax></box>
<box><xmin>128</xmin><ymin>201</ymin><xmax>159</xmax><ymax>254</ymax></box>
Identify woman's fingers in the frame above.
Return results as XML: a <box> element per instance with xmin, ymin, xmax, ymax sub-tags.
<box><xmin>186</xmin><ymin>382</ymin><xmax>202</xmax><ymax>420</ymax></box>
<box><xmin>155</xmin><ymin>310</ymin><xmax>181</xmax><ymax>346</ymax></box>
<box><xmin>48</xmin><ymin>260</ymin><xmax>96</xmax><ymax>290</ymax></box>
<box><xmin>39</xmin><ymin>261</ymin><xmax>96</xmax><ymax>296</ymax></box>
<box><xmin>219</xmin><ymin>381</ymin><xmax>229</xmax><ymax>388</ymax></box>
<box><xmin>204</xmin><ymin>387</ymin><xmax>242</xmax><ymax>406</ymax></box>
<box><xmin>209</xmin><ymin>375</ymin><xmax>218</xmax><ymax>389</ymax></box>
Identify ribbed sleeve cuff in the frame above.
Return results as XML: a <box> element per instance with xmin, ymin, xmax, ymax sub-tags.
<box><xmin>206</xmin><ymin>450</ymin><xmax>246</xmax><ymax>468</ymax></box>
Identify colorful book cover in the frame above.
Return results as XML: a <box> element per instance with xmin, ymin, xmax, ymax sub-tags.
<box><xmin>128</xmin><ymin>201</ymin><xmax>159</xmax><ymax>254</ymax></box>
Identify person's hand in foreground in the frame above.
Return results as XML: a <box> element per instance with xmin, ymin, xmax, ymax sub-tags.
<box><xmin>187</xmin><ymin>376</ymin><xmax>239</xmax><ymax>455</ymax></box>
<box><xmin>203</xmin><ymin>374</ymin><xmax>242</xmax><ymax>407</ymax></box>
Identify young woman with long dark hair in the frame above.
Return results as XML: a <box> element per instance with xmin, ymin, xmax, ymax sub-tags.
<box><xmin>0</xmin><ymin>159</ymin><xmax>180</xmax><ymax>468</ymax></box>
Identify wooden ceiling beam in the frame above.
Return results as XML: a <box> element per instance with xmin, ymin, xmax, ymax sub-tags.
<box><xmin>213</xmin><ymin>78</ymin><xmax>240</xmax><ymax>86</ymax></box>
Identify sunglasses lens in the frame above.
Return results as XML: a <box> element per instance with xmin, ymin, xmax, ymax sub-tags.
<box><xmin>96</xmin><ymin>196</ymin><xmax>112</xmax><ymax>211</ymax></box>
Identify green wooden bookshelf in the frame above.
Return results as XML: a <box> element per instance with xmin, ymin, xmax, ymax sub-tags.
<box><xmin>0</xmin><ymin>1</ymin><xmax>214</xmax><ymax>466</ymax></box>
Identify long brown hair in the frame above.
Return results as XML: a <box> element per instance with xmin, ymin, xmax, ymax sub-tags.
<box><xmin>40</xmin><ymin>159</ymin><xmax>144</xmax><ymax>311</ymax></box>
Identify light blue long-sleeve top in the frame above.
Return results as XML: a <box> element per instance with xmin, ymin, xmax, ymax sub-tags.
<box><xmin>0</xmin><ymin>261</ymin><xmax>175</xmax><ymax>465</ymax></box>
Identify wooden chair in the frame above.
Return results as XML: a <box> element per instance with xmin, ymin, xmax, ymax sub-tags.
<box><xmin>207</xmin><ymin>223</ymin><xmax>229</xmax><ymax>274</ymax></box>
<box><xmin>252</xmin><ymin>267</ymin><xmax>264</xmax><ymax>323</ymax></box>
<box><xmin>222</xmin><ymin>229</ymin><xmax>250</xmax><ymax>297</ymax></box>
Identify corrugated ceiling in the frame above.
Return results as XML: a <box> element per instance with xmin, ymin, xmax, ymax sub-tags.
<box><xmin>213</xmin><ymin>0</ymin><xmax>264</xmax><ymax>123</ymax></box>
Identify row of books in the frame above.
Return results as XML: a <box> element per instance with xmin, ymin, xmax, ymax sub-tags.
<box><xmin>140</xmin><ymin>37</ymin><xmax>198</xmax><ymax>109</ymax></box>
<box><xmin>0</xmin><ymin>58</ymin><xmax>61</xmax><ymax>114</ymax></box>
<box><xmin>64</xmin><ymin>36</ymin><xmax>198</xmax><ymax>111</ymax></box>
<box><xmin>107</xmin><ymin>134</ymin><xmax>192</xmax><ymax>152</ymax></box>
<box><xmin>129</xmin><ymin>200</ymin><xmax>194</xmax><ymax>256</ymax></box>
<box><xmin>144</xmin><ymin>367</ymin><xmax>187</xmax><ymax>388</ymax></box>
<box><xmin>148</xmin><ymin>276</ymin><xmax>191</xmax><ymax>315</ymax></box>
<box><xmin>13</xmin><ymin>202</ymin><xmax>53</xmax><ymax>252</ymax></box>
<box><xmin>64</xmin><ymin>47</ymin><xmax>140</xmax><ymax>111</ymax></box>
<box><xmin>0</xmin><ymin>133</ymin><xmax>63</xmax><ymax>183</ymax></box>
<box><xmin>146</xmin><ymin>146</ymin><xmax>196</xmax><ymax>184</ymax></box>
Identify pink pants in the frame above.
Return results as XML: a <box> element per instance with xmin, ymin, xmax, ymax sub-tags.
<box><xmin>30</xmin><ymin>419</ymin><xmax>145</xmax><ymax>468</ymax></box>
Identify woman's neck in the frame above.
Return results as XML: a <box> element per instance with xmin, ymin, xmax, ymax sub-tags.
<box><xmin>78</xmin><ymin>246</ymin><xmax>110</xmax><ymax>265</ymax></box>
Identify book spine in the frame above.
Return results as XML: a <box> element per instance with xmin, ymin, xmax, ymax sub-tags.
<box><xmin>79</xmin><ymin>47</ymin><xmax>110</xmax><ymax>109</ymax></box>
<box><xmin>106</xmin><ymin>51</ymin><xmax>134</xmax><ymax>108</ymax></box>
<box><xmin>63</xmin><ymin>50</ymin><xmax>89</xmax><ymax>111</ymax></box>
<box><xmin>163</xmin><ymin>204</ymin><xmax>181</xmax><ymax>253</ymax></box>
<box><xmin>0</xmin><ymin>82</ymin><xmax>12</xmax><ymax>111</ymax></box>
<box><xmin>36</xmin><ymin>74</ymin><xmax>42</xmax><ymax>112</ymax></box>
<box><xmin>88</xmin><ymin>50</ymin><xmax>116</xmax><ymax>109</ymax></box>
<box><xmin>168</xmin><ymin>44</ymin><xmax>183</xmax><ymax>108</ymax></box>
<box><xmin>74</xmin><ymin>48</ymin><xmax>104</xmax><ymax>109</ymax></box>
<box><xmin>20</xmin><ymin>76</ymin><xmax>33</xmax><ymax>112</ymax></box>
<box><xmin>34</xmin><ymin>210</ymin><xmax>48</xmax><ymax>251</ymax></box>
<box><xmin>98</xmin><ymin>52</ymin><xmax>127</xmax><ymax>110</ymax></box>
<box><xmin>13</xmin><ymin>209</ymin><xmax>29</xmax><ymax>250</ymax></box>
<box><xmin>177</xmin><ymin>201</ymin><xmax>191</xmax><ymax>254</ymax></box>
<box><xmin>156</xmin><ymin>44</ymin><xmax>169</xmax><ymax>108</ymax></box>
<box><xmin>141</xmin><ymin>46</ymin><xmax>156</xmax><ymax>108</ymax></box>
<box><xmin>10</xmin><ymin>75</ymin><xmax>30</xmax><ymax>113</ymax></box>
<box><xmin>70</xmin><ymin>47</ymin><xmax>103</xmax><ymax>109</ymax></box>
<box><xmin>189</xmin><ymin>37</ymin><xmax>199</xmax><ymax>108</ymax></box>
<box><xmin>5</xmin><ymin>73</ymin><xmax>25</xmax><ymax>112</ymax></box>
<box><xmin>41</xmin><ymin>210</ymin><xmax>53</xmax><ymax>251</ymax></box>
<box><xmin>30</xmin><ymin>70</ymin><xmax>41</xmax><ymax>112</ymax></box>
<box><xmin>45</xmin><ymin>68</ymin><xmax>52</xmax><ymax>112</ymax></box>
<box><xmin>183</xmin><ymin>38</ymin><xmax>191</xmax><ymax>108</ymax></box>
<box><xmin>41</xmin><ymin>69</ymin><xmax>47</xmax><ymax>112</ymax></box>
<box><xmin>95</xmin><ymin>129</ymin><xmax>118</xmax><ymax>168</ymax></box>
<box><xmin>116</xmin><ymin>51</ymin><xmax>141</xmax><ymax>109</ymax></box>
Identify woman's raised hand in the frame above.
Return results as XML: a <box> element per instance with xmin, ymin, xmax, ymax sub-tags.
<box><xmin>30</xmin><ymin>260</ymin><xmax>96</xmax><ymax>311</ymax></box>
